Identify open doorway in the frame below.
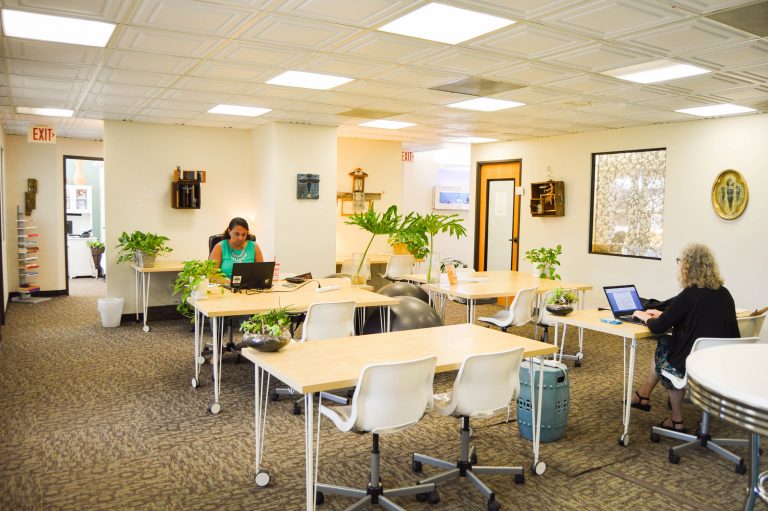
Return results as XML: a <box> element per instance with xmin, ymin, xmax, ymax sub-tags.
<box><xmin>63</xmin><ymin>156</ymin><xmax>105</xmax><ymax>296</ymax></box>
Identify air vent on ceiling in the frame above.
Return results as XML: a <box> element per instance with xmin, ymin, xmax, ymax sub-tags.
<box><xmin>706</xmin><ymin>1</ymin><xmax>768</xmax><ymax>37</ymax></box>
<box><xmin>430</xmin><ymin>77</ymin><xmax>524</xmax><ymax>96</ymax></box>
<box><xmin>339</xmin><ymin>109</ymin><xmax>401</xmax><ymax>119</ymax></box>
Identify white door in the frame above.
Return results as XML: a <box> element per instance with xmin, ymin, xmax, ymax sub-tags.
<box><xmin>485</xmin><ymin>179</ymin><xmax>515</xmax><ymax>271</ymax></box>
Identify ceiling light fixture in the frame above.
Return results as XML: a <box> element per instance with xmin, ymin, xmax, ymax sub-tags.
<box><xmin>378</xmin><ymin>2</ymin><xmax>514</xmax><ymax>45</ymax></box>
<box><xmin>359</xmin><ymin>120</ymin><xmax>416</xmax><ymax>129</ymax></box>
<box><xmin>675</xmin><ymin>103</ymin><xmax>756</xmax><ymax>117</ymax></box>
<box><xmin>455</xmin><ymin>136</ymin><xmax>498</xmax><ymax>143</ymax></box>
<box><xmin>208</xmin><ymin>104</ymin><xmax>271</xmax><ymax>116</ymax></box>
<box><xmin>602</xmin><ymin>59</ymin><xmax>709</xmax><ymax>84</ymax></box>
<box><xmin>448</xmin><ymin>98</ymin><xmax>524</xmax><ymax>111</ymax></box>
<box><xmin>1</xmin><ymin>9</ymin><xmax>115</xmax><ymax>47</ymax></box>
<box><xmin>16</xmin><ymin>106</ymin><xmax>73</xmax><ymax>117</ymax></box>
<box><xmin>267</xmin><ymin>70</ymin><xmax>353</xmax><ymax>90</ymax></box>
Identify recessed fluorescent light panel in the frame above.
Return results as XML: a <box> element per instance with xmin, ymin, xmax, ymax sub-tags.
<box><xmin>675</xmin><ymin>103</ymin><xmax>756</xmax><ymax>117</ymax></box>
<box><xmin>1</xmin><ymin>9</ymin><xmax>115</xmax><ymax>47</ymax></box>
<box><xmin>208</xmin><ymin>105</ymin><xmax>271</xmax><ymax>116</ymax></box>
<box><xmin>602</xmin><ymin>59</ymin><xmax>709</xmax><ymax>84</ymax></box>
<box><xmin>16</xmin><ymin>106</ymin><xmax>73</xmax><ymax>117</ymax></box>
<box><xmin>455</xmin><ymin>137</ymin><xmax>498</xmax><ymax>143</ymax></box>
<box><xmin>267</xmin><ymin>71</ymin><xmax>353</xmax><ymax>90</ymax></box>
<box><xmin>359</xmin><ymin>120</ymin><xmax>416</xmax><ymax>129</ymax></box>
<box><xmin>378</xmin><ymin>3</ymin><xmax>514</xmax><ymax>45</ymax></box>
<box><xmin>448</xmin><ymin>98</ymin><xmax>524</xmax><ymax>112</ymax></box>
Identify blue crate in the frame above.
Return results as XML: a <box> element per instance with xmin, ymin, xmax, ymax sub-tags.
<box><xmin>517</xmin><ymin>359</ymin><xmax>569</xmax><ymax>442</ymax></box>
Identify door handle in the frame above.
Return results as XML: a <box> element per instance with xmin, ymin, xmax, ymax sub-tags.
<box><xmin>510</xmin><ymin>238</ymin><xmax>518</xmax><ymax>243</ymax></box>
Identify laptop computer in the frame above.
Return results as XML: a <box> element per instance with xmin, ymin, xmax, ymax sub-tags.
<box><xmin>231</xmin><ymin>261</ymin><xmax>275</xmax><ymax>291</ymax></box>
<box><xmin>603</xmin><ymin>285</ymin><xmax>646</xmax><ymax>324</ymax></box>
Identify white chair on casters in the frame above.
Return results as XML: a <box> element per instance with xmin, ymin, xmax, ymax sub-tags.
<box><xmin>381</xmin><ymin>255</ymin><xmax>415</xmax><ymax>283</ymax></box>
<box><xmin>650</xmin><ymin>336</ymin><xmax>761</xmax><ymax>472</ymax></box>
<box><xmin>478</xmin><ymin>287</ymin><xmax>538</xmax><ymax>333</ymax></box>
<box><xmin>315</xmin><ymin>356</ymin><xmax>438</xmax><ymax>510</ymax></box>
<box><xmin>411</xmin><ymin>347</ymin><xmax>526</xmax><ymax>511</ymax></box>
<box><xmin>271</xmin><ymin>301</ymin><xmax>356</xmax><ymax>414</ymax></box>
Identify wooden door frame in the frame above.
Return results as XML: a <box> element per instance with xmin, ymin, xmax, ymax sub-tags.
<box><xmin>473</xmin><ymin>159</ymin><xmax>522</xmax><ymax>272</ymax></box>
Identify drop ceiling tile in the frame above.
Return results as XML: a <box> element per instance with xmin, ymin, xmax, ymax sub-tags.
<box><xmin>334</xmin><ymin>32</ymin><xmax>441</xmax><ymax>65</ymax></box>
<box><xmin>455</xmin><ymin>0</ymin><xmax>585</xmax><ymax>20</ymax></box>
<box><xmin>8</xmin><ymin>75</ymin><xmax>84</xmax><ymax>92</ymax></box>
<box><xmin>97</xmin><ymin>69</ymin><xmax>178</xmax><ymax>88</ymax></box>
<box><xmin>0</xmin><ymin>0</ymin><xmax>129</xmax><ymax>20</ymax></box>
<box><xmin>4</xmin><ymin>39</ymin><xmax>103</xmax><ymax>65</ymax></box>
<box><xmin>5</xmin><ymin>59</ymin><xmax>95</xmax><ymax>80</ymax></box>
<box><xmin>136</xmin><ymin>106</ymin><xmax>199</xmax><ymax>120</ymax></box>
<box><xmin>687</xmin><ymin>40</ymin><xmax>768</xmax><ymax>70</ymax></box>
<box><xmin>474</xmin><ymin>23</ymin><xmax>590</xmax><ymax>59</ymax></box>
<box><xmin>626</xmin><ymin>110</ymin><xmax>699</xmax><ymax>122</ymax></box>
<box><xmin>210</xmin><ymin>41</ymin><xmax>306</xmax><ymax>68</ymax></box>
<box><xmin>90</xmin><ymin>82</ymin><xmax>166</xmax><ymax>98</ymax></box>
<box><xmin>106</xmin><ymin>50</ymin><xmax>198</xmax><ymax>74</ymax></box>
<box><xmin>601</xmin><ymin>85</ymin><xmax>677</xmax><ymax>103</ymax></box>
<box><xmin>11</xmin><ymin>89</ymin><xmax>80</xmax><ymax>104</ymax></box>
<box><xmin>159</xmin><ymin>88</ymin><xmax>229</xmax><ymax>104</ymax></box>
<box><xmin>493</xmin><ymin>86</ymin><xmax>573</xmax><ymax>104</ymax></box>
<box><xmin>298</xmin><ymin>54</ymin><xmax>396</xmax><ymax>79</ymax></box>
<box><xmin>636</xmin><ymin>94</ymin><xmax>725</xmax><ymax>110</ymax></box>
<box><xmin>372</xmin><ymin>66</ymin><xmax>465</xmax><ymax>88</ymax></box>
<box><xmin>707</xmin><ymin>85</ymin><xmax>768</xmax><ymax>103</ymax></box>
<box><xmin>113</xmin><ymin>26</ymin><xmax>220</xmax><ymax>57</ymax></box>
<box><xmin>82</xmin><ymin>93</ymin><xmax>152</xmax><ymax>108</ymax></box>
<box><xmin>130</xmin><ymin>0</ymin><xmax>254</xmax><ymax>35</ymax></box>
<box><xmin>283</xmin><ymin>101</ymin><xmax>349</xmax><ymax>115</ymax></box>
<box><xmin>541</xmin><ymin>42</ymin><xmax>653</xmax><ymax>72</ymax></box>
<box><xmin>661</xmin><ymin>0</ymin><xmax>762</xmax><ymax>15</ymax></box>
<box><xmin>730</xmin><ymin>62</ymin><xmax>768</xmax><ymax>82</ymax></box>
<box><xmin>669</xmin><ymin>72</ymin><xmax>753</xmax><ymax>93</ymax></box>
<box><xmin>412</xmin><ymin>48</ymin><xmax>513</xmax><ymax>75</ymax></box>
<box><xmin>188</xmin><ymin>61</ymin><xmax>275</xmax><ymax>82</ymax></box>
<box><xmin>239</xmin><ymin>13</ymin><xmax>359</xmax><ymax>50</ymax></box>
<box><xmin>276</xmin><ymin>0</ymin><xmax>405</xmax><ymax>27</ymax></box>
<box><xmin>545</xmin><ymin>75</ymin><xmax>624</xmax><ymax>94</ymax></box>
<box><xmin>618</xmin><ymin>18</ymin><xmax>755</xmax><ymax>55</ymax></box>
<box><xmin>486</xmin><ymin>62</ymin><xmax>576</xmax><ymax>85</ymax></box>
<box><xmin>172</xmin><ymin>76</ymin><xmax>248</xmax><ymax>94</ymax></box>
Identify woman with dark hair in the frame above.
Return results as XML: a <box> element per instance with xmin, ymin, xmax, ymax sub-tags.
<box><xmin>630</xmin><ymin>243</ymin><xmax>739</xmax><ymax>433</ymax></box>
<box><xmin>209</xmin><ymin>217</ymin><xmax>264</xmax><ymax>279</ymax></box>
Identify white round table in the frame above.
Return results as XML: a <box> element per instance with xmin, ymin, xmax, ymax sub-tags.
<box><xmin>687</xmin><ymin>344</ymin><xmax>768</xmax><ymax>510</ymax></box>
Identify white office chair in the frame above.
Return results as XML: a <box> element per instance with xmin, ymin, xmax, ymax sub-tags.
<box><xmin>380</xmin><ymin>254</ymin><xmax>414</xmax><ymax>283</ymax></box>
<box><xmin>478</xmin><ymin>287</ymin><xmax>538</xmax><ymax>333</ymax></box>
<box><xmin>315</xmin><ymin>356</ymin><xmax>438</xmax><ymax>509</ymax></box>
<box><xmin>271</xmin><ymin>301</ymin><xmax>356</xmax><ymax>414</ymax></box>
<box><xmin>737</xmin><ymin>313</ymin><xmax>766</xmax><ymax>338</ymax></box>
<box><xmin>412</xmin><ymin>347</ymin><xmax>526</xmax><ymax>511</ymax></box>
<box><xmin>651</xmin><ymin>336</ymin><xmax>761</xmax><ymax>472</ymax></box>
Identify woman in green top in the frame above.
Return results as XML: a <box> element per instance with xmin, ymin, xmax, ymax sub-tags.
<box><xmin>209</xmin><ymin>217</ymin><xmax>264</xmax><ymax>279</ymax></box>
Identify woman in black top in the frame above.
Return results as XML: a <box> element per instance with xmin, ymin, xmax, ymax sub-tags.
<box><xmin>630</xmin><ymin>244</ymin><xmax>739</xmax><ymax>433</ymax></box>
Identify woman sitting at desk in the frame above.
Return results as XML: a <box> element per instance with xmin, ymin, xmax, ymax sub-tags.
<box><xmin>630</xmin><ymin>243</ymin><xmax>738</xmax><ymax>433</ymax></box>
<box><xmin>209</xmin><ymin>217</ymin><xmax>264</xmax><ymax>279</ymax></box>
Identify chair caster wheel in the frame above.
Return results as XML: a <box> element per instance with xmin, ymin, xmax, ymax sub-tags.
<box><xmin>292</xmin><ymin>402</ymin><xmax>302</xmax><ymax>415</ymax></box>
<box><xmin>470</xmin><ymin>452</ymin><xmax>478</xmax><ymax>465</ymax></box>
<box><xmin>619</xmin><ymin>433</ymin><xmax>629</xmax><ymax>447</ymax></box>
<box><xmin>416</xmin><ymin>492</ymin><xmax>427</xmax><ymax>502</ymax></box>
<box><xmin>254</xmin><ymin>470</ymin><xmax>270</xmax><ymax>487</ymax></box>
<box><xmin>270</xmin><ymin>391</ymin><xmax>279</xmax><ymax>402</ymax></box>
<box><xmin>487</xmin><ymin>498</ymin><xmax>501</xmax><ymax>511</ymax></box>
<box><xmin>143</xmin><ymin>325</ymin><xmax>150</xmax><ymax>332</ymax></box>
<box><xmin>668</xmin><ymin>450</ymin><xmax>680</xmax><ymax>464</ymax></box>
<box><xmin>209</xmin><ymin>402</ymin><xmax>221</xmax><ymax>414</ymax></box>
<box><xmin>532</xmin><ymin>461</ymin><xmax>546</xmax><ymax>475</ymax></box>
<box><xmin>315</xmin><ymin>491</ymin><xmax>324</xmax><ymax>505</ymax></box>
<box><xmin>650</xmin><ymin>432</ymin><xmax>660</xmax><ymax>443</ymax></box>
<box><xmin>427</xmin><ymin>490</ymin><xmax>440</xmax><ymax>505</ymax></box>
<box><xmin>191</xmin><ymin>377</ymin><xmax>199</xmax><ymax>389</ymax></box>
<box><xmin>574</xmin><ymin>358</ymin><xmax>582</xmax><ymax>368</ymax></box>
<box><xmin>197</xmin><ymin>355</ymin><xmax>205</xmax><ymax>365</ymax></box>
<box><xmin>412</xmin><ymin>458</ymin><xmax>423</xmax><ymax>473</ymax></box>
<box><xmin>735</xmin><ymin>460</ymin><xmax>746</xmax><ymax>474</ymax></box>
<box><xmin>515</xmin><ymin>473</ymin><xmax>525</xmax><ymax>484</ymax></box>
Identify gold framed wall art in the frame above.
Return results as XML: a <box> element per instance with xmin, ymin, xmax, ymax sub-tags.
<box><xmin>711</xmin><ymin>169</ymin><xmax>748</xmax><ymax>220</ymax></box>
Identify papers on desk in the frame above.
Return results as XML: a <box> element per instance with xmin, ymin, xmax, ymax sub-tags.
<box><xmin>458</xmin><ymin>277</ymin><xmax>489</xmax><ymax>283</ymax></box>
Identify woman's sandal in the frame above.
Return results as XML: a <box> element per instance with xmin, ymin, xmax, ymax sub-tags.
<box><xmin>630</xmin><ymin>391</ymin><xmax>651</xmax><ymax>412</ymax></box>
<box><xmin>658</xmin><ymin>418</ymin><xmax>687</xmax><ymax>433</ymax></box>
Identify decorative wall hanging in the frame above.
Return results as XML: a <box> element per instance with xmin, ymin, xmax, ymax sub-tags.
<box><xmin>296</xmin><ymin>173</ymin><xmax>319</xmax><ymax>199</ymax></box>
<box><xmin>711</xmin><ymin>169</ymin><xmax>748</xmax><ymax>220</ymax></box>
<box><xmin>589</xmin><ymin>148</ymin><xmax>667</xmax><ymax>260</ymax></box>
<box><xmin>336</xmin><ymin>167</ymin><xmax>381</xmax><ymax>214</ymax></box>
<box><xmin>24</xmin><ymin>178</ymin><xmax>38</xmax><ymax>216</ymax></box>
<box><xmin>171</xmin><ymin>166</ymin><xmax>205</xmax><ymax>209</ymax></box>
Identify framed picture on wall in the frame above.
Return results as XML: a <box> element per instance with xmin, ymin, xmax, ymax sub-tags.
<box><xmin>433</xmin><ymin>187</ymin><xmax>470</xmax><ymax>210</ymax></box>
<box><xmin>297</xmin><ymin>173</ymin><xmax>320</xmax><ymax>199</ymax></box>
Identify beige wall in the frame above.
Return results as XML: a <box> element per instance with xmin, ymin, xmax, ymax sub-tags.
<box><xmin>0</xmin><ymin>127</ymin><xmax>6</xmax><ymax>310</ymax></box>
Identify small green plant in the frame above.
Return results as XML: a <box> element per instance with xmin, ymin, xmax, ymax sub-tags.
<box><xmin>87</xmin><ymin>240</ymin><xmax>105</xmax><ymax>250</ymax></box>
<box><xmin>240</xmin><ymin>306</ymin><xmax>293</xmax><ymax>337</ymax></box>
<box><xmin>546</xmin><ymin>287</ymin><xmax>577</xmax><ymax>306</ymax></box>
<box><xmin>345</xmin><ymin>205</ymin><xmax>401</xmax><ymax>281</ymax></box>
<box><xmin>115</xmin><ymin>231</ymin><xmax>172</xmax><ymax>264</ymax></box>
<box><xmin>524</xmin><ymin>244</ymin><xmax>562</xmax><ymax>280</ymax></box>
<box><xmin>172</xmin><ymin>259</ymin><xmax>224</xmax><ymax>320</ymax></box>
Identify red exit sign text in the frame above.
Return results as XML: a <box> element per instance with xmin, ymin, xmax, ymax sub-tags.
<box><xmin>28</xmin><ymin>125</ymin><xmax>57</xmax><ymax>144</ymax></box>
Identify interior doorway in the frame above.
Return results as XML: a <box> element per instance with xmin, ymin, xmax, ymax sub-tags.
<box><xmin>474</xmin><ymin>160</ymin><xmax>522</xmax><ymax>272</ymax></box>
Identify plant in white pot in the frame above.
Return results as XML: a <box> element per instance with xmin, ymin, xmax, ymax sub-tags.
<box><xmin>524</xmin><ymin>244</ymin><xmax>562</xmax><ymax>280</ymax></box>
<box><xmin>172</xmin><ymin>259</ymin><xmax>224</xmax><ymax>320</ymax></box>
<box><xmin>240</xmin><ymin>306</ymin><xmax>293</xmax><ymax>352</ymax></box>
<box><xmin>115</xmin><ymin>230</ymin><xmax>172</xmax><ymax>268</ymax></box>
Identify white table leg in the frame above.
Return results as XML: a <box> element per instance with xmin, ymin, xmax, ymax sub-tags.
<box><xmin>619</xmin><ymin>337</ymin><xmax>636</xmax><ymax>447</ymax></box>
<box><xmin>253</xmin><ymin>367</ymin><xmax>272</xmax><ymax>487</ymax></box>
<box><xmin>467</xmin><ymin>298</ymin><xmax>476</xmax><ymax>324</ymax></box>
<box><xmin>305</xmin><ymin>392</ymin><xmax>316</xmax><ymax>511</ymax></box>
<box><xmin>192</xmin><ymin>307</ymin><xmax>201</xmax><ymax>388</ymax></box>
<box><xmin>210</xmin><ymin>317</ymin><xmax>222</xmax><ymax>414</ymax></box>
<box><xmin>134</xmin><ymin>269</ymin><xmax>140</xmax><ymax>322</ymax></box>
<box><xmin>141</xmin><ymin>273</ymin><xmax>151</xmax><ymax>332</ymax></box>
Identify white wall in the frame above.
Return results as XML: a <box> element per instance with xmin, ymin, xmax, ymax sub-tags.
<box><xmin>472</xmin><ymin>114</ymin><xmax>768</xmax><ymax>339</ymax></box>
<box><xmin>0</xmin><ymin>128</ymin><xmax>7</xmax><ymax>311</ymax></box>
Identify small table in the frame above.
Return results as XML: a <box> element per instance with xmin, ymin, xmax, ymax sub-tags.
<box><xmin>687</xmin><ymin>344</ymin><xmax>768</xmax><ymax>510</ymax></box>
<box><xmin>241</xmin><ymin>323</ymin><xmax>558</xmax><ymax>511</ymax></box>
<box><xmin>131</xmin><ymin>260</ymin><xmax>184</xmax><ymax>332</ymax></box>
<box><xmin>552</xmin><ymin>309</ymin><xmax>658</xmax><ymax>447</ymax></box>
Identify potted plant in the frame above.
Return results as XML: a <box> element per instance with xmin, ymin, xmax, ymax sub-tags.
<box><xmin>545</xmin><ymin>287</ymin><xmax>577</xmax><ymax>316</ymax></box>
<box><xmin>345</xmin><ymin>205</ymin><xmax>401</xmax><ymax>285</ymax></box>
<box><xmin>115</xmin><ymin>230</ymin><xmax>172</xmax><ymax>268</ymax></box>
<box><xmin>420</xmin><ymin>213</ymin><xmax>467</xmax><ymax>283</ymax></box>
<box><xmin>87</xmin><ymin>239</ymin><xmax>105</xmax><ymax>278</ymax></box>
<box><xmin>524</xmin><ymin>244</ymin><xmax>562</xmax><ymax>280</ymax></box>
<box><xmin>172</xmin><ymin>259</ymin><xmax>225</xmax><ymax>320</ymax></box>
<box><xmin>240</xmin><ymin>306</ymin><xmax>294</xmax><ymax>352</ymax></box>
<box><xmin>387</xmin><ymin>212</ymin><xmax>429</xmax><ymax>260</ymax></box>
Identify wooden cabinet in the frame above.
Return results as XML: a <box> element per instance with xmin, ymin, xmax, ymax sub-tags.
<box><xmin>171</xmin><ymin>168</ymin><xmax>205</xmax><ymax>209</ymax></box>
<box><xmin>530</xmin><ymin>180</ymin><xmax>564</xmax><ymax>217</ymax></box>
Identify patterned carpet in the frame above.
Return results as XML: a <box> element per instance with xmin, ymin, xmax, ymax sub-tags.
<box><xmin>0</xmin><ymin>278</ymin><xmax>765</xmax><ymax>510</ymax></box>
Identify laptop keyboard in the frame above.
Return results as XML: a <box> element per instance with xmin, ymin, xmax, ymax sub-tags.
<box><xmin>618</xmin><ymin>315</ymin><xmax>645</xmax><ymax>325</ymax></box>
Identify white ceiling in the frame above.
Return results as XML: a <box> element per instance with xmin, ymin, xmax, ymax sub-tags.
<box><xmin>1</xmin><ymin>0</ymin><xmax>767</xmax><ymax>150</ymax></box>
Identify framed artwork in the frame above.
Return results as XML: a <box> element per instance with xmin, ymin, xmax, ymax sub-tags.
<box><xmin>589</xmin><ymin>148</ymin><xmax>667</xmax><ymax>260</ymax></box>
<box><xmin>433</xmin><ymin>186</ymin><xmax>470</xmax><ymax>210</ymax></box>
<box><xmin>296</xmin><ymin>173</ymin><xmax>319</xmax><ymax>200</ymax></box>
<box><xmin>341</xmin><ymin>199</ymin><xmax>371</xmax><ymax>216</ymax></box>
<box><xmin>711</xmin><ymin>169</ymin><xmax>748</xmax><ymax>220</ymax></box>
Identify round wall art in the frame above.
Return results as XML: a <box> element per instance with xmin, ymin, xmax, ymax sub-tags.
<box><xmin>711</xmin><ymin>169</ymin><xmax>748</xmax><ymax>220</ymax></box>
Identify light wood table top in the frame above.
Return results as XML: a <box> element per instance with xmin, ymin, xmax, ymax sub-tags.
<box><xmin>131</xmin><ymin>259</ymin><xmax>185</xmax><ymax>273</ymax></box>
<box><xmin>551</xmin><ymin>309</ymin><xmax>657</xmax><ymax>340</ymax></box>
<box><xmin>241</xmin><ymin>323</ymin><xmax>558</xmax><ymax>394</ymax></box>
<box><xmin>190</xmin><ymin>278</ymin><xmax>398</xmax><ymax>317</ymax></box>
<box><xmin>336</xmin><ymin>254</ymin><xmax>392</xmax><ymax>265</ymax></box>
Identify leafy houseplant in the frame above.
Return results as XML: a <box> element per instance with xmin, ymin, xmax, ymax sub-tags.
<box><xmin>87</xmin><ymin>240</ymin><xmax>106</xmax><ymax>278</ymax></box>
<box><xmin>545</xmin><ymin>287</ymin><xmax>577</xmax><ymax>316</ymax></box>
<box><xmin>345</xmin><ymin>205</ymin><xmax>401</xmax><ymax>284</ymax></box>
<box><xmin>388</xmin><ymin>212</ymin><xmax>429</xmax><ymax>260</ymax></box>
<box><xmin>524</xmin><ymin>244</ymin><xmax>562</xmax><ymax>280</ymax></box>
<box><xmin>240</xmin><ymin>306</ymin><xmax>294</xmax><ymax>352</ymax></box>
<box><xmin>115</xmin><ymin>231</ymin><xmax>172</xmax><ymax>268</ymax></box>
<box><xmin>172</xmin><ymin>259</ymin><xmax>224</xmax><ymax>320</ymax></box>
<box><xmin>420</xmin><ymin>213</ymin><xmax>467</xmax><ymax>283</ymax></box>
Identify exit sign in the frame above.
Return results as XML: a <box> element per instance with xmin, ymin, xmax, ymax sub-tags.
<box><xmin>28</xmin><ymin>125</ymin><xmax>56</xmax><ymax>144</ymax></box>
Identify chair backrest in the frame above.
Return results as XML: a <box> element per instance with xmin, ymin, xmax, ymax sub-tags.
<box><xmin>384</xmin><ymin>255</ymin><xmax>414</xmax><ymax>279</ymax></box>
<box><xmin>351</xmin><ymin>356</ymin><xmax>437</xmax><ymax>434</ymax></box>
<box><xmin>208</xmin><ymin>233</ymin><xmax>255</xmax><ymax>254</ymax></box>
<box><xmin>509</xmin><ymin>287</ymin><xmax>538</xmax><ymax>327</ymax></box>
<box><xmin>665</xmin><ymin>336</ymin><xmax>761</xmax><ymax>389</ymax></box>
<box><xmin>300</xmin><ymin>301</ymin><xmax>356</xmax><ymax>342</ymax></box>
<box><xmin>449</xmin><ymin>347</ymin><xmax>525</xmax><ymax>417</ymax></box>
<box><xmin>737</xmin><ymin>314</ymin><xmax>766</xmax><ymax>338</ymax></box>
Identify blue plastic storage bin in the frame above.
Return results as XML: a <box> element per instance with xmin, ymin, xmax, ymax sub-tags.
<box><xmin>517</xmin><ymin>359</ymin><xmax>570</xmax><ymax>442</ymax></box>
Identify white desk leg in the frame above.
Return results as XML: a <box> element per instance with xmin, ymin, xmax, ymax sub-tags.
<box><xmin>529</xmin><ymin>357</ymin><xmax>546</xmax><ymax>475</ymax></box>
<box><xmin>619</xmin><ymin>337</ymin><xmax>636</xmax><ymax>447</ymax></box>
<box><xmin>305</xmin><ymin>392</ymin><xmax>316</xmax><ymax>511</ymax></box>
<box><xmin>134</xmin><ymin>269</ymin><xmax>140</xmax><ymax>323</ymax></box>
<box><xmin>386</xmin><ymin>306</ymin><xmax>391</xmax><ymax>333</ymax></box>
<box><xmin>141</xmin><ymin>273</ymin><xmax>151</xmax><ymax>332</ymax></box>
<box><xmin>254</xmin><ymin>367</ymin><xmax>272</xmax><ymax>487</ymax></box>
<box><xmin>192</xmin><ymin>308</ymin><xmax>201</xmax><ymax>388</ymax></box>
<box><xmin>209</xmin><ymin>318</ymin><xmax>222</xmax><ymax>414</ymax></box>
<box><xmin>467</xmin><ymin>298</ymin><xmax>476</xmax><ymax>324</ymax></box>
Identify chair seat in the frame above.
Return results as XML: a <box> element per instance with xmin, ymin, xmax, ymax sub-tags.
<box><xmin>478</xmin><ymin>310</ymin><xmax>511</xmax><ymax>327</ymax></box>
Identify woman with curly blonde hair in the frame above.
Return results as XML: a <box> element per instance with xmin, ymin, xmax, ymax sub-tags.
<box><xmin>630</xmin><ymin>243</ymin><xmax>738</xmax><ymax>432</ymax></box>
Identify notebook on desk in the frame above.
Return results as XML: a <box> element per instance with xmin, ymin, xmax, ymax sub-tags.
<box><xmin>231</xmin><ymin>262</ymin><xmax>275</xmax><ymax>291</ymax></box>
<box><xmin>603</xmin><ymin>285</ymin><xmax>646</xmax><ymax>324</ymax></box>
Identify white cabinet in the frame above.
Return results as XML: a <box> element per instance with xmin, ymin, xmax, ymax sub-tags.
<box><xmin>67</xmin><ymin>237</ymin><xmax>97</xmax><ymax>278</ymax></box>
<box><xmin>66</xmin><ymin>185</ymin><xmax>92</xmax><ymax>214</ymax></box>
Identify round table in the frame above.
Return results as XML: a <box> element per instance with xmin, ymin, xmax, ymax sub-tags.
<box><xmin>687</xmin><ymin>344</ymin><xmax>768</xmax><ymax>510</ymax></box>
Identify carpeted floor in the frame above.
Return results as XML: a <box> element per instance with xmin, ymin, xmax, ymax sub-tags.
<box><xmin>0</xmin><ymin>278</ymin><xmax>765</xmax><ymax>510</ymax></box>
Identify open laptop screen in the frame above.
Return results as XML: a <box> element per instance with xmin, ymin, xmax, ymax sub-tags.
<box><xmin>231</xmin><ymin>261</ymin><xmax>275</xmax><ymax>290</ymax></box>
<box><xmin>603</xmin><ymin>285</ymin><xmax>643</xmax><ymax>317</ymax></box>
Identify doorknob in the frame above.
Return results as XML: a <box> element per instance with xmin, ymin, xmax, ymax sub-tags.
<box><xmin>510</xmin><ymin>237</ymin><xmax>518</xmax><ymax>243</ymax></box>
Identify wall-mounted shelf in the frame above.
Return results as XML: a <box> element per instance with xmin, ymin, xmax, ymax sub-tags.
<box><xmin>171</xmin><ymin>168</ymin><xmax>205</xmax><ymax>209</ymax></box>
<box><xmin>530</xmin><ymin>180</ymin><xmax>564</xmax><ymax>217</ymax></box>
<box><xmin>12</xmin><ymin>205</ymin><xmax>49</xmax><ymax>304</ymax></box>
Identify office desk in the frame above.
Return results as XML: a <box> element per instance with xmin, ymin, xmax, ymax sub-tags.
<box><xmin>241</xmin><ymin>323</ymin><xmax>559</xmax><ymax>511</ymax></box>
<box><xmin>404</xmin><ymin>271</ymin><xmax>592</xmax><ymax>324</ymax></box>
<box><xmin>131</xmin><ymin>260</ymin><xmax>184</xmax><ymax>332</ymax></box>
<box><xmin>552</xmin><ymin>309</ymin><xmax>658</xmax><ymax>447</ymax></box>
<box><xmin>190</xmin><ymin>279</ymin><xmax>399</xmax><ymax>413</ymax></box>
<box><xmin>687</xmin><ymin>344</ymin><xmax>768</xmax><ymax>510</ymax></box>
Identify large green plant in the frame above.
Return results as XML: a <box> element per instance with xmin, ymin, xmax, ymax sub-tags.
<box><xmin>420</xmin><ymin>213</ymin><xmax>467</xmax><ymax>283</ymax></box>
<box><xmin>172</xmin><ymin>259</ymin><xmax>224</xmax><ymax>320</ymax></box>
<box><xmin>345</xmin><ymin>205</ymin><xmax>401</xmax><ymax>279</ymax></box>
<box><xmin>524</xmin><ymin>244</ymin><xmax>562</xmax><ymax>280</ymax></box>
<box><xmin>388</xmin><ymin>212</ymin><xmax>429</xmax><ymax>260</ymax></box>
<box><xmin>240</xmin><ymin>306</ymin><xmax>293</xmax><ymax>337</ymax></box>
<box><xmin>115</xmin><ymin>231</ymin><xmax>172</xmax><ymax>264</ymax></box>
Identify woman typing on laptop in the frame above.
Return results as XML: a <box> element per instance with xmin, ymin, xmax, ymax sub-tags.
<box><xmin>630</xmin><ymin>243</ymin><xmax>738</xmax><ymax>433</ymax></box>
<box><xmin>209</xmin><ymin>217</ymin><xmax>264</xmax><ymax>280</ymax></box>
